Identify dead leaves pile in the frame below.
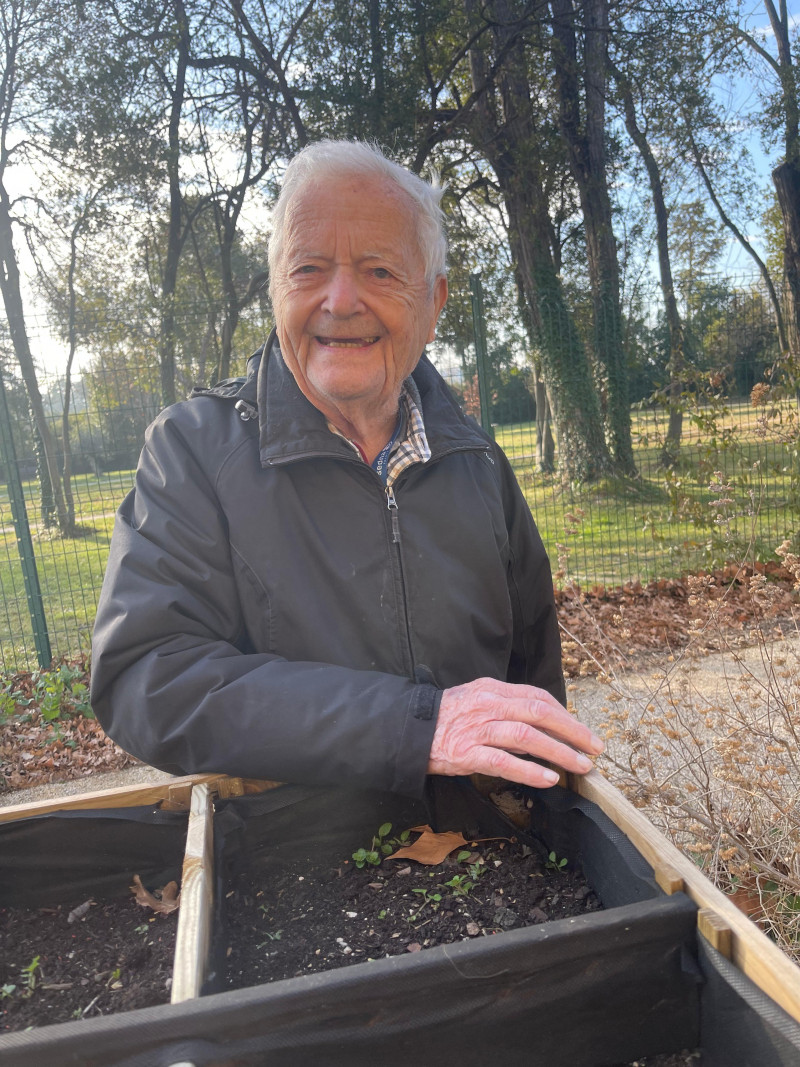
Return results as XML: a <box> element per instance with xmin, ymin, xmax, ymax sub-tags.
<box><xmin>556</xmin><ymin>563</ymin><xmax>797</xmax><ymax>678</ymax></box>
<box><xmin>0</xmin><ymin>711</ymin><xmax>136</xmax><ymax>792</ymax></box>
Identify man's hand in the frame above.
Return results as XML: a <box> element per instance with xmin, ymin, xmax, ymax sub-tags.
<box><xmin>428</xmin><ymin>678</ymin><xmax>604</xmax><ymax>788</ymax></box>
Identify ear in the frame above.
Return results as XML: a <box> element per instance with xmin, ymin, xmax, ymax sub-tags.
<box><xmin>427</xmin><ymin>276</ymin><xmax>448</xmax><ymax>344</ymax></box>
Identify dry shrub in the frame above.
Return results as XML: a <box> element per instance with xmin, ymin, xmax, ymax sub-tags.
<box><xmin>562</xmin><ymin>535</ymin><xmax>800</xmax><ymax>960</ymax></box>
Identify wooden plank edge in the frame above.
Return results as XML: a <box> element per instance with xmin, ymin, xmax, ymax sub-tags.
<box><xmin>0</xmin><ymin>774</ymin><xmax>281</xmax><ymax>823</ymax></box>
<box><xmin>572</xmin><ymin>769</ymin><xmax>800</xmax><ymax>1025</ymax></box>
<box><xmin>171</xmin><ymin>783</ymin><xmax>215</xmax><ymax>1004</ymax></box>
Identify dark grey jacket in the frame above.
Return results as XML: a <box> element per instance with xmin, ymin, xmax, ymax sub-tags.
<box><xmin>91</xmin><ymin>336</ymin><xmax>565</xmax><ymax>798</ymax></box>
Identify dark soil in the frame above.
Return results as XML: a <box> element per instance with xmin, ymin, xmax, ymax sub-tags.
<box><xmin>223</xmin><ymin>836</ymin><xmax>702</xmax><ymax>1065</ymax></box>
<box><xmin>223</xmin><ymin>836</ymin><xmax>602</xmax><ymax>988</ymax></box>
<box><xmin>0</xmin><ymin>896</ymin><xmax>177</xmax><ymax>1032</ymax></box>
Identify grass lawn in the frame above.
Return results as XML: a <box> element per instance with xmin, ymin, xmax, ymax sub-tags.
<box><xmin>0</xmin><ymin>396</ymin><xmax>797</xmax><ymax>670</ymax></box>
<box><xmin>0</xmin><ymin>470</ymin><xmax>136</xmax><ymax>670</ymax></box>
<box><xmin>495</xmin><ymin>396</ymin><xmax>798</xmax><ymax>586</ymax></box>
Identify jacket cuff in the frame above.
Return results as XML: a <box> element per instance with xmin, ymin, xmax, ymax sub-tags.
<box><xmin>390</xmin><ymin>684</ymin><xmax>442</xmax><ymax>798</ymax></box>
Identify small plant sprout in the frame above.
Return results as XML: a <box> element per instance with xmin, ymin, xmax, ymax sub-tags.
<box><xmin>352</xmin><ymin>822</ymin><xmax>395</xmax><ymax>868</ymax></box>
<box><xmin>20</xmin><ymin>956</ymin><xmax>40</xmax><ymax>997</ymax></box>
<box><xmin>546</xmin><ymin>851</ymin><xmax>568</xmax><ymax>872</ymax></box>
<box><xmin>409</xmin><ymin>887</ymin><xmax>442</xmax><ymax>922</ymax></box>
<box><xmin>441</xmin><ymin>874</ymin><xmax>475</xmax><ymax>897</ymax></box>
<box><xmin>0</xmin><ymin>984</ymin><xmax>16</xmax><ymax>999</ymax></box>
<box><xmin>458</xmin><ymin>850</ymin><xmax>486</xmax><ymax>882</ymax></box>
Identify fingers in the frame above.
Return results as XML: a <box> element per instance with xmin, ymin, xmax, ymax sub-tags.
<box><xmin>428</xmin><ymin>677</ymin><xmax>604</xmax><ymax>788</ymax></box>
<box><xmin>488</xmin><ymin>684</ymin><xmax>603</xmax><ymax>757</ymax></box>
<box><xmin>472</xmin><ymin>746</ymin><xmax>563</xmax><ymax>788</ymax></box>
<box><xmin>482</xmin><ymin>719</ymin><xmax>596</xmax><ymax>775</ymax></box>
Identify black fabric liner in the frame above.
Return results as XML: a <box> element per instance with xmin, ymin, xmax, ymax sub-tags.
<box><xmin>0</xmin><ymin>782</ymin><xmax>798</xmax><ymax>1067</ymax></box>
<box><xmin>698</xmin><ymin>940</ymin><xmax>800</xmax><ymax>1067</ymax></box>
<box><xmin>0</xmin><ymin>806</ymin><xmax>188</xmax><ymax>907</ymax></box>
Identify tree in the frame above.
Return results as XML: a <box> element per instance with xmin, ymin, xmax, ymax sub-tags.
<box><xmin>464</xmin><ymin>0</ymin><xmax>612</xmax><ymax>481</ymax></box>
<box><xmin>548</xmin><ymin>0</ymin><xmax>635</xmax><ymax>473</ymax></box>
<box><xmin>732</xmin><ymin>1</ymin><xmax>800</xmax><ymax>377</ymax></box>
<box><xmin>0</xmin><ymin>0</ymin><xmax>72</xmax><ymax>532</ymax></box>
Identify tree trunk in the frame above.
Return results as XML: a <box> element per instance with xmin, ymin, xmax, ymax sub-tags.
<box><xmin>467</xmin><ymin>0</ymin><xmax>611</xmax><ymax>482</ymax></box>
<box><xmin>773</xmin><ymin>160</ymin><xmax>800</xmax><ymax>377</ymax></box>
<box><xmin>615</xmin><ymin>74</ymin><xmax>685</xmax><ymax>464</ymax></box>
<box><xmin>549</xmin><ymin>0</ymin><xmax>635</xmax><ymax>474</ymax></box>
<box><xmin>158</xmin><ymin>0</ymin><xmax>190</xmax><ymax>408</ymax></box>
<box><xmin>533</xmin><ymin>363</ymin><xmax>555</xmax><ymax>472</ymax></box>
<box><xmin>0</xmin><ymin>192</ymin><xmax>71</xmax><ymax>534</ymax></box>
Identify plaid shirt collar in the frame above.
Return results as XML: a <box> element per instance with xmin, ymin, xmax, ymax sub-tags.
<box><xmin>327</xmin><ymin>378</ymin><xmax>430</xmax><ymax>487</ymax></box>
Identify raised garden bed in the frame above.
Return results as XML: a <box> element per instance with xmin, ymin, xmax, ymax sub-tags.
<box><xmin>0</xmin><ymin>772</ymin><xmax>799</xmax><ymax>1067</ymax></box>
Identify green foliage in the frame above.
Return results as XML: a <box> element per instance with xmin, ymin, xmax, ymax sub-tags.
<box><xmin>545</xmin><ymin>851</ymin><xmax>568</xmax><ymax>872</ymax></box>
<box><xmin>409</xmin><ymin>887</ymin><xmax>442</xmax><ymax>920</ymax></box>
<box><xmin>20</xmin><ymin>956</ymin><xmax>40</xmax><ymax>997</ymax></box>
<box><xmin>352</xmin><ymin>822</ymin><xmax>399</xmax><ymax>868</ymax></box>
<box><xmin>31</xmin><ymin>664</ymin><xmax>93</xmax><ymax>722</ymax></box>
<box><xmin>441</xmin><ymin>873</ymin><xmax>476</xmax><ymax>897</ymax></box>
<box><xmin>0</xmin><ymin>682</ymin><xmax>32</xmax><ymax>721</ymax></box>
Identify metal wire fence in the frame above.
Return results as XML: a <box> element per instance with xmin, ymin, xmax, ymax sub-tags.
<box><xmin>1</xmin><ymin>277</ymin><xmax>797</xmax><ymax>672</ymax></box>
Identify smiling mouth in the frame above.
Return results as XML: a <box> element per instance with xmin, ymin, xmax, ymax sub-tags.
<box><xmin>316</xmin><ymin>336</ymin><xmax>380</xmax><ymax>348</ymax></box>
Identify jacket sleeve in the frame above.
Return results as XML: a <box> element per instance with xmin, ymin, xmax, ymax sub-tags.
<box><xmin>90</xmin><ymin>409</ymin><xmax>440</xmax><ymax>798</ymax></box>
<box><xmin>493</xmin><ymin>442</ymin><xmax>567</xmax><ymax>706</ymax></box>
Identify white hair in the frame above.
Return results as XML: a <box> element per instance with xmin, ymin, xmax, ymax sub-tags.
<box><xmin>268</xmin><ymin>140</ymin><xmax>447</xmax><ymax>293</ymax></box>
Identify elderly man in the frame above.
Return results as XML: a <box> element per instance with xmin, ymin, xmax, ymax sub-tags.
<box><xmin>91</xmin><ymin>139</ymin><xmax>603</xmax><ymax>797</ymax></box>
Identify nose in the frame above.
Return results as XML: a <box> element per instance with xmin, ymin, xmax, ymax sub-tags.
<box><xmin>321</xmin><ymin>266</ymin><xmax>365</xmax><ymax>317</ymax></box>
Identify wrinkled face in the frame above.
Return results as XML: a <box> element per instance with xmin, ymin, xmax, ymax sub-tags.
<box><xmin>271</xmin><ymin>175</ymin><xmax>447</xmax><ymax>418</ymax></box>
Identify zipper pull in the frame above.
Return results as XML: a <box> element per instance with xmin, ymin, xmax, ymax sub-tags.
<box><xmin>385</xmin><ymin>485</ymin><xmax>401</xmax><ymax>543</ymax></box>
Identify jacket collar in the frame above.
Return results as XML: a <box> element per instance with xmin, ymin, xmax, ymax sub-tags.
<box><xmin>251</xmin><ymin>329</ymin><xmax>488</xmax><ymax>467</ymax></box>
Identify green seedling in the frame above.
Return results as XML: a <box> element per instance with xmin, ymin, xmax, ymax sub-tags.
<box><xmin>545</xmin><ymin>851</ymin><xmax>568</xmax><ymax>872</ymax></box>
<box><xmin>441</xmin><ymin>874</ymin><xmax>475</xmax><ymax>897</ymax></box>
<box><xmin>0</xmin><ymin>984</ymin><xmax>16</xmax><ymax>999</ymax></box>
<box><xmin>409</xmin><ymin>887</ymin><xmax>442</xmax><ymax>921</ymax></box>
<box><xmin>352</xmin><ymin>822</ymin><xmax>395</xmax><ymax>868</ymax></box>
<box><xmin>20</xmin><ymin>956</ymin><xmax>40</xmax><ymax>997</ymax></box>
<box><xmin>457</xmin><ymin>849</ymin><xmax>486</xmax><ymax>882</ymax></box>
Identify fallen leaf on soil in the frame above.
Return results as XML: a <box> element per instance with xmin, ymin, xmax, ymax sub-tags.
<box><xmin>387</xmin><ymin>826</ymin><xmax>469</xmax><ymax>865</ymax></box>
<box><xmin>130</xmin><ymin>874</ymin><xmax>180</xmax><ymax>914</ymax></box>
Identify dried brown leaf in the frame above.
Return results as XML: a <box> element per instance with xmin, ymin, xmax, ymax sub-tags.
<box><xmin>387</xmin><ymin>829</ymin><xmax>469</xmax><ymax>865</ymax></box>
<box><xmin>130</xmin><ymin>874</ymin><xmax>180</xmax><ymax>915</ymax></box>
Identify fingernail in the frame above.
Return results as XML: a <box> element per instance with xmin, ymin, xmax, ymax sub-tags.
<box><xmin>589</xmin><ymin>735</ymin><xmax>605</xmax><ymax>754</ymax></box>
<box><xmin>543</xmin><ymin>769</ymin><xmax>560</xmax><ymax>785</ymax></box>
<box><xmin>577</xmin><ymin>755</ymin><xmax>593</xmax><ymax>772</ymax></box>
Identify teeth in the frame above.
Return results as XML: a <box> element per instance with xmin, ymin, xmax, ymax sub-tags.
<box><xmin>318</xmin><ymin>337</ymin><xmax>378</xmax><ymax>347</ymax></box>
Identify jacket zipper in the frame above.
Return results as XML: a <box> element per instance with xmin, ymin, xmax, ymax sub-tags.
<box><xmin>384</xmin><ymin>483</ymin><xmax>416</xmax><ymax>677</ymax></box>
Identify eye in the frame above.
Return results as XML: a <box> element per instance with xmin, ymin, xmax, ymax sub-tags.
<box><xmin>371</xmin><ymin>267</ymin><xmax>393</xmax><ymax>280</ymax></box>
<box><xmin>296</xmin><ymin>264</ymin><xmax>319</xmax><ymax>275</ymax></box>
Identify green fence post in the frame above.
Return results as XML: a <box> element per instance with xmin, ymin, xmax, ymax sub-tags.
<box><xmin>0</xmin><ymin>372</ymin><xmax>52</xmax><ymax>669</ymax></box>
<box><xmin>469</xmin><ymin>273</ymin><xmax>495</xmax><ymax>439</ymax></box>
